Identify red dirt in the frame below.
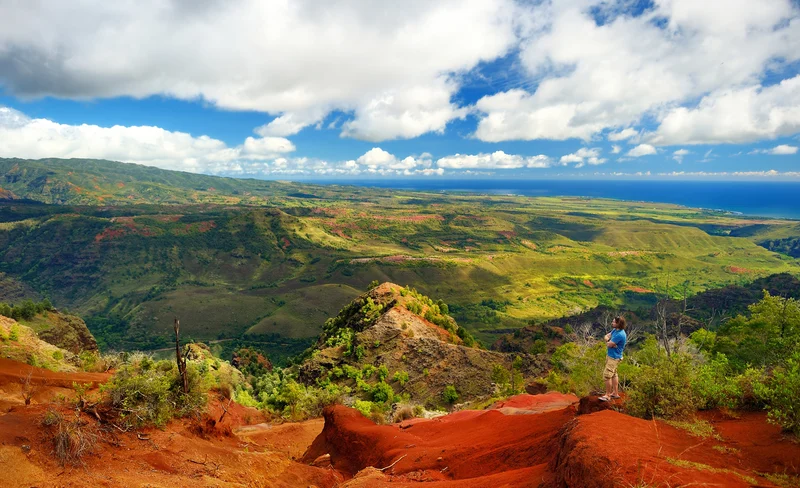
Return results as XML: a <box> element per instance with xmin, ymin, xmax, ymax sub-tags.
<box><xmin>490</xmin><ymin>392</ymin><xmax>579</xmax><ymax>414</ymax></box>
<box><xmin>2</xmin><ymin>358</ymin><xmax>797</xmax><ymax>488</ymax></box>
<box><xmin>302</xmin><ymin>402</ymin><xmax>573</xmax><ymax>484</ymax></box>
<box><xmin>728</xmin><ymin>266</ymin><xmax>754</xmax><ymax>274</ymax></box>
<box><xmin>625</xmin><ymin>286</ymin><xmax>653</xmax><ymax>293</ymax></box>
<box><xmin>0</xmin><ymin>357</ymin><xmax>109</xmax><ymax>389</ymax></box>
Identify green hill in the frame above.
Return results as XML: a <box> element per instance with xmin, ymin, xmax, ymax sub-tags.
<box><xmin>0</xmin><ymin>158</ymin><xmax>798</xmax><ymax>361</ymax></box>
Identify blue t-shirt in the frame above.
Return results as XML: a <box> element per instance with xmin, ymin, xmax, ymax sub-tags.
<box><xmin>607</xmin><ymin>329</ymin><xmax>627</xmax><ymax>360</ymax></box>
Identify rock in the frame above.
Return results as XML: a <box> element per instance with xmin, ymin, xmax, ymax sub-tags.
<box><xmin>311</xmin><ymin>453</ymin><xmax>331</xmax><ymax>468</ymax></box>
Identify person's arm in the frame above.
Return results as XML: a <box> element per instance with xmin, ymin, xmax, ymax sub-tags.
<box><xmin>606</xmin><ymin>330</ymin><xmax>617</xmax><ymax>348</ymax></box>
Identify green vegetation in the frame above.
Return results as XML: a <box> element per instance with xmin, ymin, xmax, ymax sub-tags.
<box><xmin>2</xmin><ymin>158</ymin><xmax>799</xmax><ymax>358</ymax></box>
<box><xmin>442</xmin><ymin>385</ymin><xmax>459</xmax><ymax>404</ymax></box>
<box><xmin>0</xmin><ymin>299</ymin><xmax>54</xmax><ymax>322</ymax></box>
<box><xmin>544</xmin><ymin>292</ymin><xmax>800</xmax><ymax>438</ymax></box>
<box><xmin>101</xmin><ymin>351</ymin><xmax>244</xmax><ymax>428</ymax></box>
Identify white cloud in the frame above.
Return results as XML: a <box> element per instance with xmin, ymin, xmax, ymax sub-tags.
<box><xmin>750</xmin><ymin>144</ymin><xmax>799</xmax><ymax>155</ymax></box>
<box><xmin>611</xmin><ymin>145</ymin><xmax>622</xmax><ymax>154</ymax></box>
<box><xmin>608</xmin><ymin>128</ymin><xmax>639</xmax><ymax>142</ymax></box>
<box><xmin>436</xmin><ymin>151</ymin><xmax>551</xmax><ymax>169</ymax></box>
<box><xmin>254</xmin><ymin>108</ymin><xmax>329</xmax><ymax>137</ymax></box>
<box><xmin>627</xmin><ymin>144</ymin><xmax>657</xmax><ymax>157</ymax></box>
<box><xmin>559</xmin><ymin>147</ymin><xmax>605</xmax><ymax>168</ymax></box>
<box><xmin>648</xmin><ymin>75</ymin><xmax>800</xmax><ymax>145</ymax></box>
<box><xmin>672</xmin><ymin>149</ymin><xmax>690</xmax><ymax>163</ymax></box>
<box><xmin>0</xmin><ymin>106</ymin><xmax>294</xmax><ymax>173</ymax></box>
<box><xmin>355</xmin><ymin>147</ymin><xmax>420</xmax><ymax>170</ymax></box>
<box><xmin>0</xmin><ymin>0</ymin><xmax>519</xmax><ymax>142</ymax></box>
<box><xmin>474</xmin><ymin>0</ymin><xmax>800</xmax><ymax>143</ymax></box>
<box><xmin>657</xmin><ymin>170</ymin><xmax>800</xmax><ymax>178</ymax></box>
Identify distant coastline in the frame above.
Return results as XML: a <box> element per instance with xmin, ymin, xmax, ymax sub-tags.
<box><xmin>311</xmin><ymin>179</ymin><xmax>800</xmax><ymax>221</ymax></box>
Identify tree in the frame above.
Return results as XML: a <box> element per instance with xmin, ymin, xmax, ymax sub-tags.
<box><xmin>173</xmin><ymin>318</ymin><xmax>188</xmax><ymax>394</ymax></box>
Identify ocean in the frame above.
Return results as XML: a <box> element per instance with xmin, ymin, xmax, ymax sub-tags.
<box><xmin>314</xmin><ymin>179</ymin><xmax>800</xmax><ymax>221</ymax></box>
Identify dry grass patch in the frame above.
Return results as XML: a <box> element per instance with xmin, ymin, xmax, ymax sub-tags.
<box><xmin>40</xmin><ymin>409</ymin><xmax>98</xmax><ymax>466</ymax></box>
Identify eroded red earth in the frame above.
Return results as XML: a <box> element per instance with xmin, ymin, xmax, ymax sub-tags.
<box><xmin>0</xmin><ymin>359</ymin><xmax>798</xmax><ymax>487</ymax></box>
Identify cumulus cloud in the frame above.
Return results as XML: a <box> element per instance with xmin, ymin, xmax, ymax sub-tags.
<box><xmin>474</xmin><ymin>0</ymin><xmax>800</xmax><ymax>144</ymax></box>
<box><xmin>648</xmin><ymin>76</ymin><xmax>800</xmax><ymax>145</ymax></box>
<box><xmin>608</xmin><ymin>128</ymin><xmax>639</xmax><ymax>142</ymax></box>
<box><xmin>672</xmin><ymin>149</ymin><xmax>690</xmax><ymax>163</ymax></box>
<box><xmin>0</xmin><ymin>106</ymin><xmax>294</xmax><ymax>173</ymax></box>
<box><xmin>0</xmin><ymin>106</ymin><xmax>452</xmax><ymax>178</ymax></box>
<box><xmin>559</xmin><ymin>147</ymin><xmax>605</xmax><ymax>168</ymax></box>
<box><xmin>436</xmin><ymin>151</ymin><xmax>551</xmax><ymax>169</ymax></box>
<box><xmin>611</xmin><ymin>145</ymin><xmax>622</xmax><ymax>154</ymax></box>
<box><xmin>0</xmin><ymin>0</ymin><xmax>519</xmax><ymax>142</ymax></box>
<box><xmin>627</xmin><ymin>144</ymin><xmax>657</xmax><ymax>157</ymax></box>
<box><xmin>750</xmin><ymin>144</ymin><xmax>799</xmax><ymax>155</ymax></box>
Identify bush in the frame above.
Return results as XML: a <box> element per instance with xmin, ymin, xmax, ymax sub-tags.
<box><xmin>376</xmin><ymin>364</ymin><xmax>389</xmax><ymax>382</ymax></box>
<box><xmin>691</xmin><ymin>353</ymin><xmax>743</xmax><ymax>410</ymax></box>
<box><xmin>371</xmin><ymin>381</ymin><xmax>394</xmax><ymax>403</ymax></box>
<box><xmin>546</xmin><ymin>342</ymin><xmax>606</xmax><ymax>396</ymax></box>
<box><xmin>102</xmin><ymin>355</ymin><xmax>208</xmax><ymax>428</ymax></box>
<box><xmin>40</xmin><ymin>409</ymin><xmax>98</xmax><ymax>466</ymax></box>
<box><xmin>530</xmin><ymin>339</ymin><xmax>547</xmax><ymax>355</ymax></box>
<box><xmin>755</xmin><ymin>350</ymin><xmax>800</xmax><ymax>437</ymax></box>
<box><xmin>442</xmin><ymin>385</ymin><xmax>458</xmax><ymax>404</ymax></box>
<box><xmin>627</xmin><ymin>353</ymin><xmax>698</xmax><ymax>420</ymax></box>
<box><xmin>253</xmin><ymin>371</ymin><xmax>343</xmax><ymax>420</ymax></box>
<box><xmin>9</xmin><ymin>324</ymin><xmax>19</xmax><ymax>341</ymax></box>
<box><xmin>393</xmin><ymin>370</ymin><xmax>409</xmax><ymax>386</ymax></box>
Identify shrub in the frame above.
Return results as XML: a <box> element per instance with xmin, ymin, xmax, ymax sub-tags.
<box><xmin>40</xmin><ymin>409</ymin><xmax>97</xmax><ymax>466</ymax></box>
<box><xmin>547</xmin><ymin>342</ymin><xmax>606</xmax><ymax>396</ymax></box>
<box><xmin>393</xmin><ymin>370</ymin><xmax>409</xmax><ymax>386</ymax></box>
<box><xmin>627</xmin><ymin>353</ymin><xmax>698</xmax><ymax>420</ymax></box>
<box><xmin>9</xmin><ymin>324</ymin><xmax>19</xmax><ymax>341</ymax></box>
<box><xmin>362</xmin><ymin>364</ymin><xmax>376</xmax><ymax>379</ymax></box>
<box><xmin>691</xmin><ymin>353</ymin><xmax>743</xmax><ymax>410</ymax></box>
<box><xmin>371</xmin><ymin>381</ymin><xmax>394</xmax><ymax>403</ymax></box>
<box><xmin>754</xmin><ymin>350</ymin><xmax>800</xmax><ymax>437</ymax></box>
<box><xmin>393</xmin><ymin>405</ymin><xmax>414</xmax><ymax>422</ymax></box>
<box><xmin>530</xmin><ymin>339</ymin><xmax>547</xmax><ymax>355</ymax></box>
<box><xmin>253</xmin><ymin>371</ymin><xmax>343</xmax><ymax>420</ymax></box>
<box><xmin>102</xmin><ymin>356</ymin><xmax>208</xmax><ymax>428</ymax></box>
<box><xmin>376</xmin><ymin>364</ymin><xmax>389</xmax><ymax>382</ymax></box>
<box><xmin>442</xmin><ymin>385</ymin><xmax>458</xmax><ymax>404</ymax></box>
<box><xmin>354</xmin><ymin>400</ymin><xmax>372</xmax><ymax>417</ymax></box>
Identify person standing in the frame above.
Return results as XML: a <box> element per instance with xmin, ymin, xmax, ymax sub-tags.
<box><xmin>599</xmin><ymin>316</ymin><xmax>627</xmax><ymax>402</ymax></box>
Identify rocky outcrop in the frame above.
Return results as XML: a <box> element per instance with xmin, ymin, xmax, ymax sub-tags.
<box><xmin>299</xmin><ymin>283</ymin><xmax>547</xmax><ymax>405</ymax></box>
<box><xmin>302</xmin><ymin>396</ymin><xmax>573</xmax><ymax>481</ymax></box>
<box><xmin>27</xmin><ymin>311</ymin><xmax>98</xmax><ymax>354</ymax></box>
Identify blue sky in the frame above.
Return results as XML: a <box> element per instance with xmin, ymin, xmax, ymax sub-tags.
<box><xmin>1</xmin><ymin>0</ymin><xmax>799</xmax><ymax>180</ymax></box>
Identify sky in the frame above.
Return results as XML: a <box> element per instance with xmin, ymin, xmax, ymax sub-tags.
<box><xmin>0</xmin><ymin>0</ymin><xmax>799</xmax><ymax>180</ymax></box>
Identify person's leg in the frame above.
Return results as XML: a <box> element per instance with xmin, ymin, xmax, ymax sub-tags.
<box><xmin>600</xmin><ymin>357</ymin><xmax>613</xmax><ymax>400</ymax></box>
<box><xmin>611</xmin><ymin>374</ymin><xmax>619</xmax><ymax>396</ymax></box>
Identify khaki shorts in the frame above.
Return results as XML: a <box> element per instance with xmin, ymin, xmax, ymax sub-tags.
<box><xmin>603</xmin><ymin>356</ymin><xmax>622</xmax><ymax>380</ymax></box>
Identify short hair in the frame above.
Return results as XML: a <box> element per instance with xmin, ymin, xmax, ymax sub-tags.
<box><xmin>614</xmin><ymin>316</ymin><xmax>627</xmax><ymax>330</ymax></box>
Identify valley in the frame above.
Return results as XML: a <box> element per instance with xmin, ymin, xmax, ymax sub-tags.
<box><xmin>2</xmin><ymin>158</ymin><xmax>799</xmax><ymax>359</ymax></box>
